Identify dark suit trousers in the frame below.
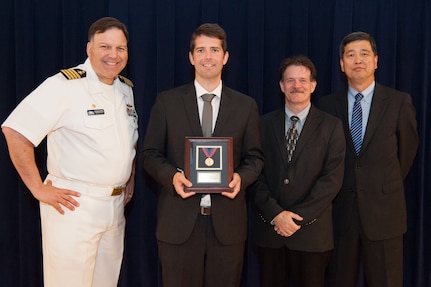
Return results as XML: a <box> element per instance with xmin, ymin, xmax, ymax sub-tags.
<box><xmin>328</xmin><ymin>198</ymin><xmax>403</xmax><ymax>287</ymax></box>
<box><xmin>158</xmin><ymin>214</ymin><xmax>245</xmax><ymax>287</ymax></box>
<box><xmin>257</xmin><ymin>246</ymin><xmax>331</xmax><ymax>287</ymax></box>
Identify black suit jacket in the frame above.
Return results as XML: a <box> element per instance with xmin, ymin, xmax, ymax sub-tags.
<box><xmin>142</xmin><ymin>83</ymin><xmax>264</xmax><ymax>245</ymax></box>
<box><xmin>318</xmin><ymin>83</ymin><xmax>419</xmax><ymax>240</ymax></box>
<box><xmin>253</xmin><ymin>106</ymin><xmax>345</xmax><ymax>252</ymax></box>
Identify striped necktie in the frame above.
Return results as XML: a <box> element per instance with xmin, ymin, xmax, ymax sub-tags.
<box><xmin>351</xmin><ymin>93</ymin><xmax>364</xmax><ymax>155</ymax></box>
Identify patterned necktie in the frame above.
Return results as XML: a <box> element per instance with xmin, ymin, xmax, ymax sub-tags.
<box><xmin>201</xmin><ymin>94</ymin><xmax>215</xmax><ymax>137</ymax></box>
<box><xmin>286</xmin><ymin>116</ymin><xmax>299</xmax><ymax>162</ymax></box>
<box><xmin>351</xmin><ymin>93</ymin><xmax>364</xmax><ymax>155</ymax></box>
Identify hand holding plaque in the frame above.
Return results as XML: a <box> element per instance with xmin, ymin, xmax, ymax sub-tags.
<box><xmin>184</xmin><ymin>137</ymin><xmax>233</xmax><ymax>193</ymax></box>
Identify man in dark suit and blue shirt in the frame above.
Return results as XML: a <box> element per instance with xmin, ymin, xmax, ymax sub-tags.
<box><xmin>253</xmin><ymin>55</ymin><xmax>346</xmax><ymax>287</ymax></box>
<box><xmin>318</xmin><ymin>32</ymin><xmax>419</xmax><ymax>287</ymax></box>
<box><xmin>141</xmin><ymin>23</ymin><xmax>263</xmax><ymax>287</ymax></box>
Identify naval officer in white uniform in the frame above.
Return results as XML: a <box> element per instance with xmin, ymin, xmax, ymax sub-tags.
<box><xmin>2</xmin><ymin>17</ymin><xmax>138</xmax><ymax>287</ymax></box>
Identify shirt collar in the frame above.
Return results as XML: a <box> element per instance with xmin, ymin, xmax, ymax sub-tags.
<box><xmin>348</xmin><ymin>81</ymin><xmax>375</xmax><ymax>104</ymax></box>
<box><xmin>284</xmin><ymin>103</ymin><xmax>311</xmax><ymax>123</ymax></box>
<box><xmin>194</xmin><ymin>79</ymin><xmax>222</xmax><ymax>99</ymax></box>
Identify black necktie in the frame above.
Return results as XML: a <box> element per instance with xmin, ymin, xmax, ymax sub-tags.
<box><xmin>286</xmin><ymin>116</ymin><xmax>299</xmax><ymax>162</ymax></box>
<box><xmin>201</xmin><ymin>94</ymin><xmax>215</xmax><ymax>137</ymax></box>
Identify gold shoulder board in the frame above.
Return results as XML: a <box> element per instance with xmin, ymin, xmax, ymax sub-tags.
<box><xmin>60</xmin><ymin>68</ymin><xmax>86</xmax><ymax>80</ymax></box>
<box><xmin>118</xmin><ymin>75</ymin><xmax>134</xmax><ymax>87</ymax></box>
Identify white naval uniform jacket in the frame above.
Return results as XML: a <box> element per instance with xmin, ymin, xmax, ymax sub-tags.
<box><xmin>2</xmin><ymin>58</ymin><xmax>138</xmax><ymax>187</ymax></box>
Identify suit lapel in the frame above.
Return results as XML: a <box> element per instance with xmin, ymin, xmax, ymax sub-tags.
<box><xmin>213</xmin><ymin>87</ymin><xmax>232</xmax><ymax>136</ymax></box>
<box><xmin>290</xmin><ymin>106</ymin><xmax>319</xmax><ymax>163</ymax></box>
<box><xmin>361</xmin><ymin>84</ymin><xmax>388</xmax><ymax>153</ymax></box>
<box><xmin>334</xmin><ymin>91</ymin><xmax>357</xmax><ymax>156</ymax></box>
<box><xmin>182</xmin><ymin>84</ymin><xmax>204</xmax><ymax>136</ymax></box>
<box><xmin>270</xmin><ymin>110</ymin><xmax>290</xmax><ymax>168</ymax></box>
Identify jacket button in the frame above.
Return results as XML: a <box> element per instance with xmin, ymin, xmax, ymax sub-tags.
<box><xmin>283</xmin><ymin>179</ymin><xmax>290</xmax><ymax>185</ymax></box>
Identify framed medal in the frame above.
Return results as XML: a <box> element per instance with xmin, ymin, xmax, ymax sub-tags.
<box><xmin>184</xmin><ymin>137</ymin><xmax>233</xmax><ymax>193</ymax></box>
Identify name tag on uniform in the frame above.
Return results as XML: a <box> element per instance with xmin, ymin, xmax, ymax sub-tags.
<box><xmin>87</xmin><ymin>109</ymin><xmax>105</xmax><ymax>116</ymax></box>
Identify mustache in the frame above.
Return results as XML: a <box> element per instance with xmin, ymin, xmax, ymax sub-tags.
<box><xmin>291</xmin><ymin>88</ymin><xmax>305</xmax><ymax>93</ymax></box>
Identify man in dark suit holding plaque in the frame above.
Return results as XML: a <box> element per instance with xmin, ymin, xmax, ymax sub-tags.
<box><xmin>253</xmin><ymin>55</ymin><xmax>346</xmax><ymax>287</ymax></box>
<box><xmin>141</xmin><ymin>23</ymin><xmax>263</xmax><ymax>287</ymax></box>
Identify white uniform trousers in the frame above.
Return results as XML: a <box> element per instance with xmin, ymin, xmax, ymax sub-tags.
<box><xmin>40</xmin><ymin>175</ymin><xmax>125</xmax><ymax>287</ymax></box>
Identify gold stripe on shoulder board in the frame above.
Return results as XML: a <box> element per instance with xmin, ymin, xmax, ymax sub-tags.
<box><xmin>118</xmin><ymin>75</ymin><xmax>134</xmax><ymax>87</ymax></box>
<box><xmin>60</xmin><ymin>68</ymin><xmax>86</xmax><ymax>80</ymax></box>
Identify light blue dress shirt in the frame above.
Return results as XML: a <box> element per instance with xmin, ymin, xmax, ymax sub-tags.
<box><xmin>347</xmin><ymin>82</ymin><xmax>375</xmax><ymax>142</ymax></box>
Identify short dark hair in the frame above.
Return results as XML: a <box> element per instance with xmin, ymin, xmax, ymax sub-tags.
<box><xmin>279</xmin><ymin>55</ymin><xmax>317</xmax><ymax>82</ymax></box>
<box><xmin>88</xmin><ymin>17</ymin><xmax>129</xmax><ymax>42</ymax></box>
<box><xmin>339</xmin><ymin>31</ymin><xmax>377</xmax><ymax>58</ymax></box>
<box><xmin>190</xmin><ymin>23</ymin><xmax>227</xmax><ymax>52</ymax></box>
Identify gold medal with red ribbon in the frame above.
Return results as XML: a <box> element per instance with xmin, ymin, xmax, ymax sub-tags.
<box><xmin>202</xmin><ymin>147</ymin><xmax>217</xmax><ymax>167</ymax></box>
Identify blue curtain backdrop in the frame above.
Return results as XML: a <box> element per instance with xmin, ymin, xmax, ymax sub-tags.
<box><xmin>0</xmin><ymin>0</ymin><xmax>430</xmax><ymax>286</ymax></box>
